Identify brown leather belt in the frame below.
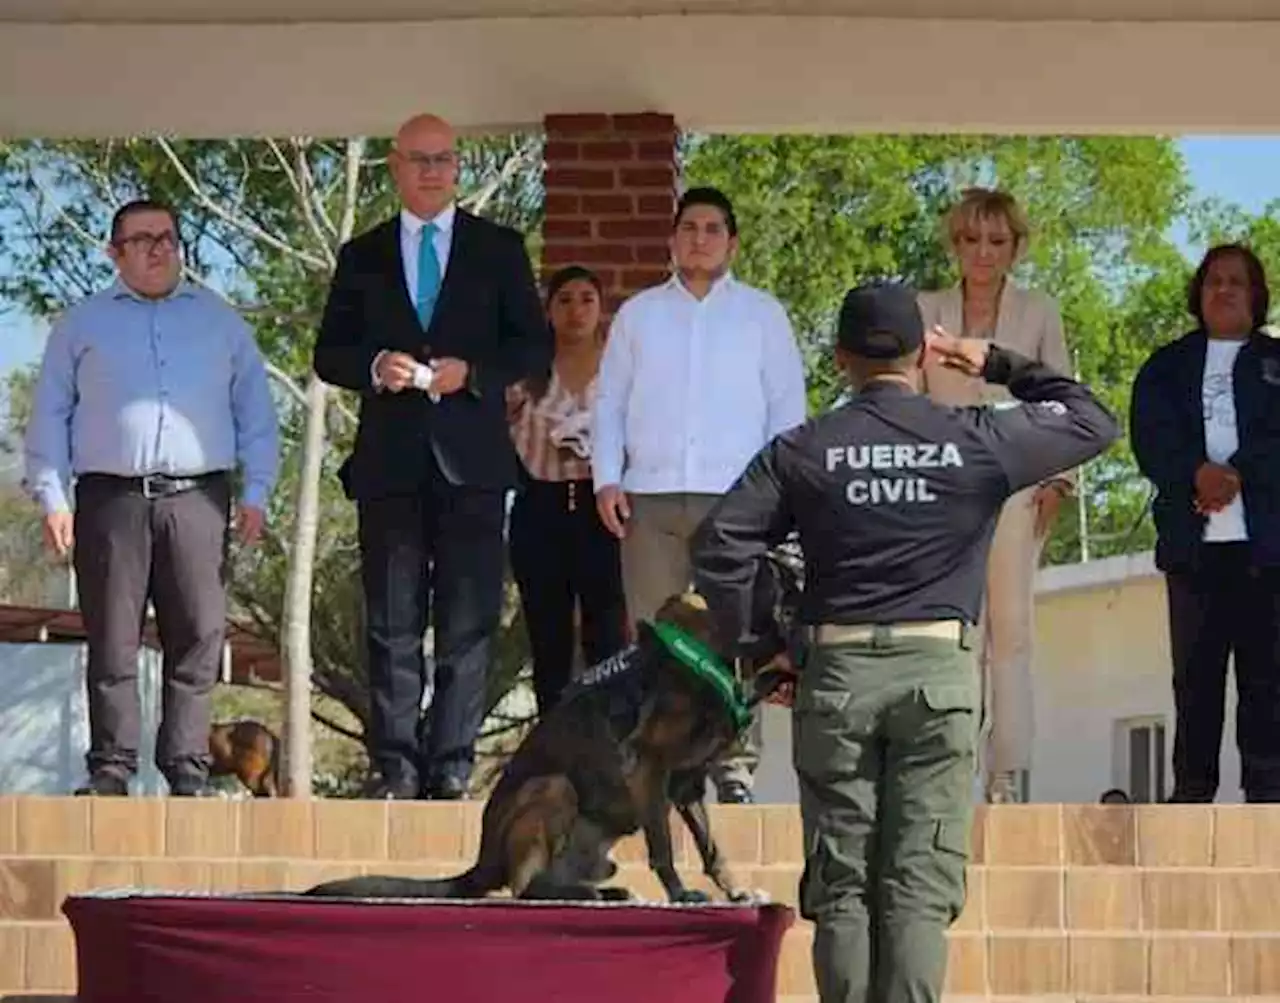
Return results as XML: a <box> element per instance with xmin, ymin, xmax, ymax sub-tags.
<box><xmin>812</xmin><ymin>620</ymin><xmax>964</xmax><ymax>646</ymax></box>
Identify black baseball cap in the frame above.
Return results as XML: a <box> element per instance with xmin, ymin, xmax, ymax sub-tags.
<box><xmin>836</xmin><ymin>282</ymin><xmax>925</xmax><ymax>359</ymax></box>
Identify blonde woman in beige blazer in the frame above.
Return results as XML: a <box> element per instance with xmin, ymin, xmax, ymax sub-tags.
<box><xmin>919</xmin><ymin>187</ymin><xmax>1075</xmax><ymax>805</ymax></box>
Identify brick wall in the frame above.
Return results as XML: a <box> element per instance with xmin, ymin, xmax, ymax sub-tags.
<box><xmin>541</xmin><ymin>112</ymin><xmax>678</xmax><ymax>314</ymax></box>
<box><xmin>3</xmin><ymin>799</ymin><xmax>1280</xmax><ymax>1000</ymax></box>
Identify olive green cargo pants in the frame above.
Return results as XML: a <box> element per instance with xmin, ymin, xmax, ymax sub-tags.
<box><xmin>792</xmin><ymin>630</ymin><xmax>980</xmax><ymax>1003</ymax></box>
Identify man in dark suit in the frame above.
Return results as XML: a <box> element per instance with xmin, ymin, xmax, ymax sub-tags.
<box><xmin>314</xmin><ymin>113</ymin><xmax>552</xmax><ymax>800</ymax></box>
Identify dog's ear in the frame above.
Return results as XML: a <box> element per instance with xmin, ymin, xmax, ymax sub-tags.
<box><xmin>653</xmin><ymin>591</ymin><xmax>712</xmax><ymax>641</ymax></box>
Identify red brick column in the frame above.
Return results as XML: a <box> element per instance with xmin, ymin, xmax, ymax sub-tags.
<box><xmin>541</xmin><ymin>112</ymin><xmax>678</xmax><ymax>315</ymax></box>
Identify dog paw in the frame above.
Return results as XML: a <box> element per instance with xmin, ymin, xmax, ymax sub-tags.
<box><xmin>671</xmin><ymin>889</ymin><xmax>711</xmax><ymax>905</ymax></box>
<box><xmin>728</xmin><ymin>888</ymin><xmax>771</xmax><ymax>905</ymax></box>
<box><xmin>598</xmin><ymin>886</ymin><xmax>634</xmax><ymax>902</ymax></box>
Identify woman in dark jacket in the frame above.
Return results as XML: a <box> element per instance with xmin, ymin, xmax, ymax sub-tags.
<box><xmin>1130</xmin><ymin>243</ymin><xmax>1280</xmax><ymax>804</ymax></box>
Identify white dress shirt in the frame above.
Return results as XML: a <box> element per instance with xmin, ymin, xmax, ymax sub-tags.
<box><xmin>371</xmin><ymin>204</ymin><xmax>458</xmax><ymax>388</ymax></box>
<box><xmin>592</xmin><ymin>272</ymin><xmax>807</xmax><ymax>496</ymax></box>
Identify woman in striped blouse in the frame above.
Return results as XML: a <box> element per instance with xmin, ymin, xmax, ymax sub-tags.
<box><xmin>507</xmin><ymin>265</ymin><xmax>628</xmax><ymax>714</ymax></box>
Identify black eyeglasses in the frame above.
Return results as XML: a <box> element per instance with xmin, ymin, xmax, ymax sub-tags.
<box><xmin>400</xmin><ymin>151</ymin><xmax>458</xmax><ymax>172</ymax></box>
<box><xmin>116</xmin><ymin>231</ymin><xmax>178</xmax><ymax>253</ymax></box>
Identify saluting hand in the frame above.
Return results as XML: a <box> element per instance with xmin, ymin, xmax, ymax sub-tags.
<box><xmin>925</xmin><ymin>326</ymin><xmax>991</xmax><ymax>377</ymax></box>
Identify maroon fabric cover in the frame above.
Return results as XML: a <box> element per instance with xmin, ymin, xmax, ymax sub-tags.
<box><xmin>64</xmin><ymin>893</ymin><xmax>795</xmax><ymax>1003</ymax></box>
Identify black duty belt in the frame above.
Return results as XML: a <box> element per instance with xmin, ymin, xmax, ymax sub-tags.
<box><xmin>78</xmin><ymin>471</ymin><xmax>228</xmax><ymax>500</ymax></box>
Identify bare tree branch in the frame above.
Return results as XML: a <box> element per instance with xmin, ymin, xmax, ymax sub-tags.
<box><xmin>81</xmin><ymin>155</ymin><xmax>120</xmax><ymax>212</ymax></box>
<box><xmin>264</xmin><ymin>360</ymin><xmax>356</xmax><ymax>427</ymax></box>
<box><xmin>233</xmin><ymin>141</ymin><xmax>253</xmax><ymax>212</ymax></box>
<box><xmin>210</xmin><ymin>676</ymin><xmax>362</xmax><ymax>743</ymax></box>
<box><xmin>337</xmin><ymin>138</ymin><xmax>363</xmax><ymax>243</ymax></box>
<box><xmin>263</xmin><ymin>362</ymin><xmax>308</xmax><ymax>409</ymax></box>
<box><xmin>463</xmin><ymin>142</ymin><xmax>535</xmax><ymax>215</ymax></box>
<box><xmin>178</xmin><ymin>265</ymin><xmax>250</xmax><ymax>309</ymax></box>
<box><xmin>3</xmin><ymin>189</ymin><xmax>99</xmax><ymax>303</ymax></box>
<box><xmin>294</xmin><ymin>140</ymin><xmax>338</xmax><ymax>241</ymax></box>
<box><xmin>294</xmin><ymin>142</ymin><xmax>336</xmax><ymax>269</ymax></box>
<box><xmin>21</xmin><ymin>163</ymin><xmax>106</xmax><ymax>253</ymax></box>
<box><xmin>312</xmin><ymin>708</ymin><xmax>363</xmax><ymax>743</ymax></box>
<box><xmin>155</xmin><ymin>137</ymin><xmax>329</xmax><ymax>272</ymax></box>
<box><xmin>265</xmin><ymin>139</ymin><xmax>304</xmax><ymax>200</ymax></box>
<box><xmin>280</xmin><ymin>135</ymin><xmax>368</xmax><ymax>797</ymax></box>
<box><xmin>327</xmin><ymin>394</ymin><xmax>358</xmax><ymax>429</ymax></box>
<box><xmin>265</xmin><ymin>138</ymin><xmax>336</xmax><ymax>268</ymax></box>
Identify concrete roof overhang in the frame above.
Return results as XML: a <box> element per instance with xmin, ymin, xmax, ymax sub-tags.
<box><xmin>2</xmin><ymin>1</ymin><xmax>1280</xmax><ymax>138</ymax></box>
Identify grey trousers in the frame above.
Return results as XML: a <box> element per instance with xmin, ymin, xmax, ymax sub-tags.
<box><xmin>73</xmin><ymin>473</ymin><xmax>231</xmax><ymax>782</ymax></box>
<box><xmin>621</xmin><ymin>491</ymin><xmax>759</xmax><ymax>789</ymax></box>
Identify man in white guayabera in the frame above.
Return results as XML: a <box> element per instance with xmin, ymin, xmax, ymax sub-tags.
<box><xmin>592</xmin><ymin>186</ymin><xmax>807</xmax><ymax>804</ymax></box>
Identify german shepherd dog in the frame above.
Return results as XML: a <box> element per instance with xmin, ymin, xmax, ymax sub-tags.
<box><xmin>305</xmin><ymin>548</ymin><xmax>804</xmax><ymax>905</ymax></box>
<box><xmin>208</xmin><ymin>720</ymin><xmax>281</xmax><ymax>797</ymax></box>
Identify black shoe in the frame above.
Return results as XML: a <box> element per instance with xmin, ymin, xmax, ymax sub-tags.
<box><xmin>361</xmin><ymin>775</ymin><xmax>419</xmax><ymax>800</ymax></box>
<box><xmin>168</xmin><ymin>772</ymin><xmax>215</xmax><ymax>797</ymax></box>
<box><xmin>1167</xmin><ymin>788</ymin><xmax>1215</xmax><ymax>804</ymax></box>
<box><xmin>717</xmin><ymin>781</ymin><xmax>754</xmax><ymax>805</ymax></box>
<box><xmin>74</xmin><ymin>770</ymin><xmax>130</xmax><ymax>797</ymax></box>
<box><xmin>424</xmin><ymin>776</ymin><xmax>468</xmax><ymax>801</ymax></box>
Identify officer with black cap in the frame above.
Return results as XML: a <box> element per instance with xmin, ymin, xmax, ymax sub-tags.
<box><xmin>689</xmin><ymin>281</ymin><xmax>1119</xmax><ymax>1003</ymax></box>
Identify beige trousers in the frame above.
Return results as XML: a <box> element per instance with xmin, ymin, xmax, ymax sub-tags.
<box><xmin>979</xmin><ymin>485</ymin><xmax>1043</xmax><ymax>781</ymax></box>
<box><xmin>621</xmin><ymin>492</ymin><xmax>760</xmax><ymax>789</ymax></box>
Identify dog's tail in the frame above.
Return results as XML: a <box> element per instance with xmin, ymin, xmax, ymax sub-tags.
<box><xmin>302</xmin><ymin>865</ymin><xmax>495</xmax><ymax>901</ymax></box>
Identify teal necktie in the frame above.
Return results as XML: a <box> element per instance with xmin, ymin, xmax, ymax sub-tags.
<box><xmin>416</xmin><ymin>221</ymin><xmax>441</xmax><ymax>328</ymax></box>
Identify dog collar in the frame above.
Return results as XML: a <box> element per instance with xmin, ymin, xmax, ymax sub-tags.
<box><xmin>650</xmin><ymin>621</ymin><xmax>753</xmax><ymax>732</ymax></box>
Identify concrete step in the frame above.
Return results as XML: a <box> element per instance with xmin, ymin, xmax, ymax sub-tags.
<box><xmin>0</xmin><ymin>797</ymin><xmax>1278</xmax><ymax>998</ymax></box>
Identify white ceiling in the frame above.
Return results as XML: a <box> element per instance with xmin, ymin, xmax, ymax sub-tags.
<box><xmin>7</xmin><ymin>0</ymin><xmax>1280</xmax><ymax>20</ymax></box>
<box><xmin>2</xmin><ymin>6</ymin><xmax>1279</xmax><ymax>137</ymax></box>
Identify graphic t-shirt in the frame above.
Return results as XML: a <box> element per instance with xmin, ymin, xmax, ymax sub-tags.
<box><xmin>1202</xmin><ymin>338</ymin><xmax>1248</xmax><ymax>542</ymax></box>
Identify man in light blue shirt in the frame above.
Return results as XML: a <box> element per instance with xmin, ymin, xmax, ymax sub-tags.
<box><xmin>24</xmin><ymin>198</ymin><xmax>279</xmax><ymax>797</ymax></box>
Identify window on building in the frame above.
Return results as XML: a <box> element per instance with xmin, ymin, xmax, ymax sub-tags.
<box><xmin>1117</xmin><ymin>716</ymin><xmax>1168</xmax><ymax>804</ymax></box>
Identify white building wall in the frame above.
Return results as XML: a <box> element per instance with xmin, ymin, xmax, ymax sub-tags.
<box><xmin>0</xmin><ymin>565</ymin><xmax>167</xmax><ymax>795</ymax></box>
<box><xmin>0</xmin><ymin>642</ymin><xmax>165</xmax><ymax>795</ymax></box>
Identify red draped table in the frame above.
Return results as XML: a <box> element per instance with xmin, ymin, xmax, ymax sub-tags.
<box><xmin>64</xmin><ymin>891</ymin><xmax>796</xmax><ymax>1003</ymax></box>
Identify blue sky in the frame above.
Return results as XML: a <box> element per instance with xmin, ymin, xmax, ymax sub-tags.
<box><xmin>4</xmin><ymin>135</ymin><xmax>1280</xmax><ymax>379</ymax></box>
<box><xmin>1180</xmin><ymin>136</ymin><xmax>1280</xmax><ymax>215</ymax></box>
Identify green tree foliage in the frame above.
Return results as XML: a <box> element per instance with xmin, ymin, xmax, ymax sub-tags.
<box><xmin>681</xmin><ymin>133</ymin><xmax>1245</xmax><ymax>563</ymax></box>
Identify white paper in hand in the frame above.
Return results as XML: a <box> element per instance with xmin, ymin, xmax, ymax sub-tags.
<box><xmin>413</xmin><ymin>362</ymin><xmax>441</xmax><ymax>403</ymax></box>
